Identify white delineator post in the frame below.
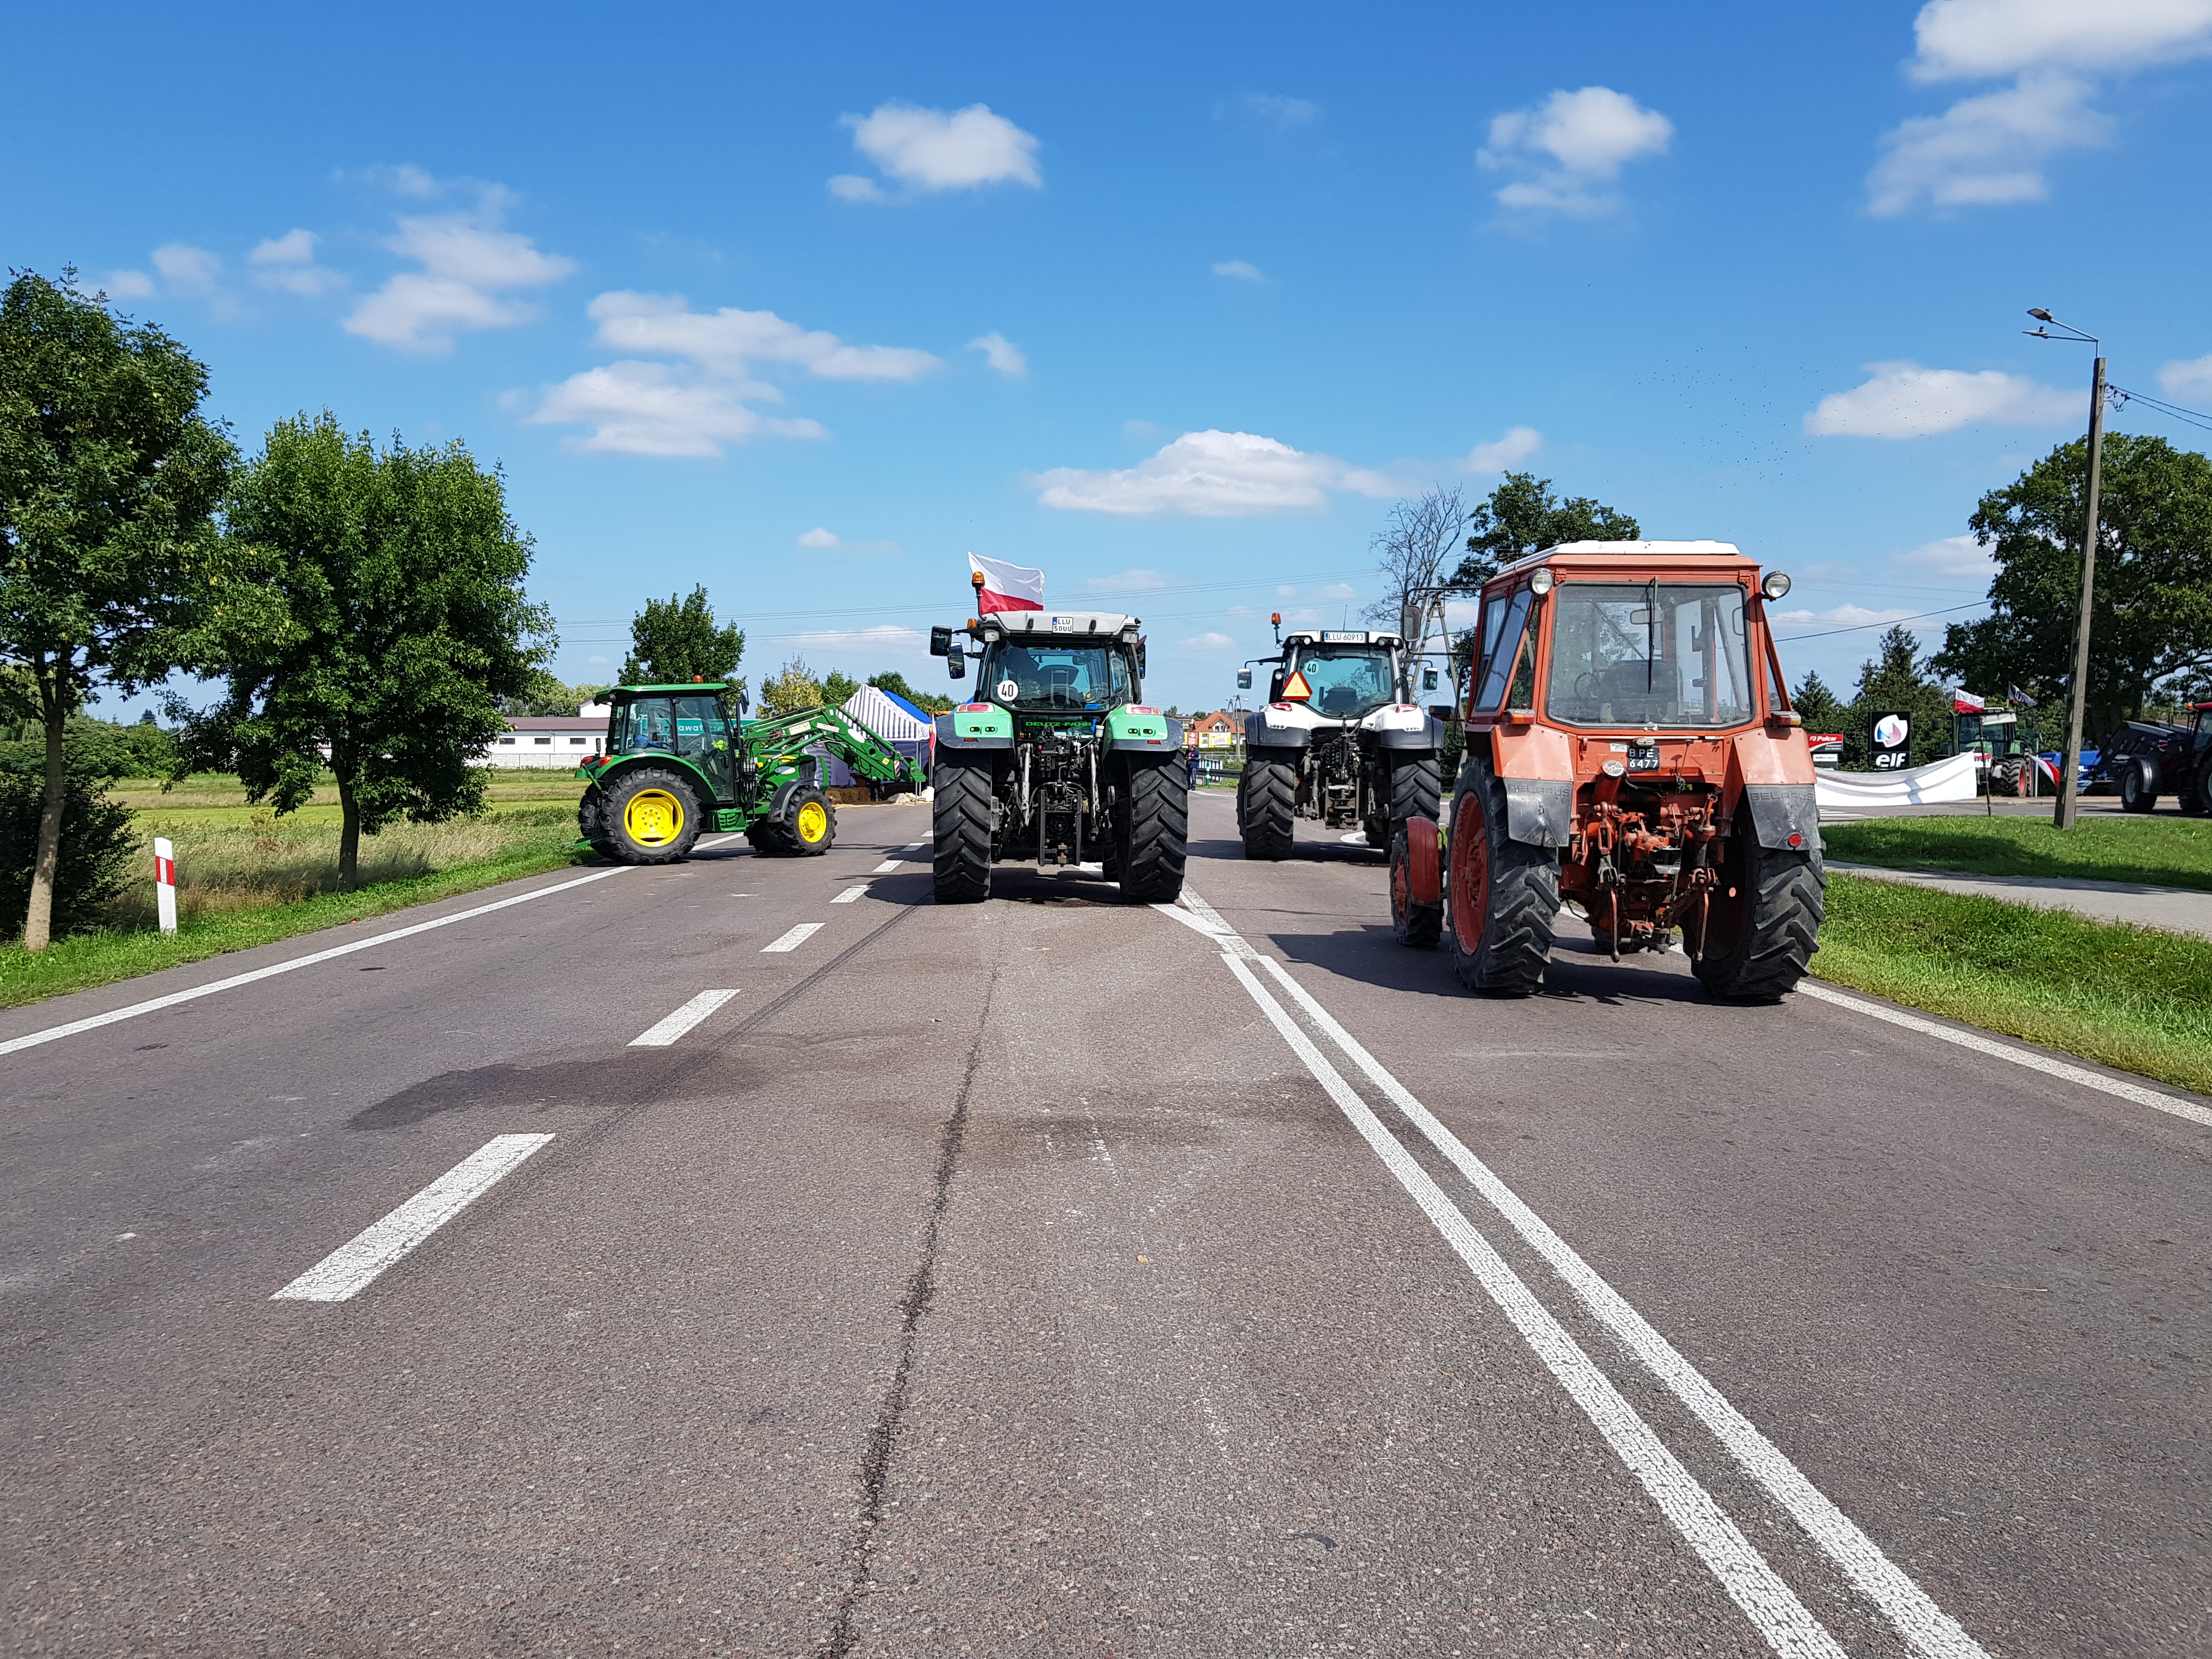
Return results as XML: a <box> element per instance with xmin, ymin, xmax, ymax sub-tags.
<box><xmin>153</xmin><ymin>837</ymin><xmax>178</xmax><ymax>934</ymax></box>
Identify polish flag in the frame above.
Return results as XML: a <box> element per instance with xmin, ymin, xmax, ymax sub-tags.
<box><xmin>1953</xmin><ymin>689</ymin><xmax>1985</xmax><ymax>714</ymax></box>
<box><xmin>969</xmin><ymin>552</ymin><xmax>1045</xmax><ymax>614</ymax></box>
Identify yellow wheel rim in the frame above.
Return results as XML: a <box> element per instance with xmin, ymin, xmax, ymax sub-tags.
<box><xmin>623</xmin><ymin>788</ymin><xmax>685</xmax><ymax>848</ymax></box>
<box><xmin>795</xmin><ymin>800</ymin><xmax>830</xmax><ymax>844</ymax></box>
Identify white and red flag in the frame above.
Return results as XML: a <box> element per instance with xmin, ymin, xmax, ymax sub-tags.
<box><xmin>968</xmin><ymin>552</ymin><xmax>1045</xmax><ymax>614</ymax></box>
<box><xmin>1953</xmin><ymin>689</ymin><xmax>1986</xmax><ymax>714</ymax></box>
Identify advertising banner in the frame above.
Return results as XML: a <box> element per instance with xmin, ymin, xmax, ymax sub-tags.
<box><xmin>1869</xmin><ymin>709</ymin><xmax>1912</xmax><ymax>770</ymax></box>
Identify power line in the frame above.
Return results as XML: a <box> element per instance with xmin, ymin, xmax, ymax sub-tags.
<box><xmin>1771</xmin><ymin>600</ymin><xmax>1986</xmax><ymax>642</ymax></box>
<box><xmin>2108</xmin><ymin>383</ymin><xmax>2212</xmax><ymax>436</ymax></box>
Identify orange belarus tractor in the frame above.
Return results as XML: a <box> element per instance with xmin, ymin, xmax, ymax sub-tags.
<box><xmin>1390</xmin><ymin>541</ymin><xmax>1825</xmax><ymax>1002</ymax></box>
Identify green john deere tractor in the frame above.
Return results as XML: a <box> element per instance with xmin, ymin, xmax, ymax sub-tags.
<box><xmin>576</xmin><ymin>683</ymin><xmax>926</xmax><ymax>865</ymax></box>
<box><xmin>927</xmin><ymin>608</ymin><xmax>1187</xmax><ymax>904</ymax></box>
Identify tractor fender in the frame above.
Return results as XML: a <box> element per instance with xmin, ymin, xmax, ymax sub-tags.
<box><xmin>934</xmin><ymin>713</ymin><xmax>1012</xmax><ymax>752</ymax></box>
<box><xmin>1369</xmin><ymin>716</ymin><xmax>1443</xmax><ymax>751</ymax></box>
<box><xmin>2130</xmin><ymin>754</ymin><xmax>2165</xmax><ymax>795</ymax></box>
<box><xmin>1741</xmin><ymin>783</ymin><xmax>1822</xmax><ymax>853</ymax></box>
<box><xmin>763</xmin><ymin>777</ymin><xmax>816</xmax><ymax>824</ymax></box>
<box><xmin>1502</xmin><ymin>779</ymin><xmax>1573</xmax><ymax>848</ymax></box>
<box><xmin>1244</xmin><ymin>710</ymin><xmax>1313</xmax><ymax>748</ymax></box>
<box><xmin>1404</xmin><ymin>815</ymin><xmax>1442</xmax><ymax>905</ymax></box>
<box><xmin>586</xmin><ymin>752</ymin><xmax>720</xmax><ymax>804</ymax></box>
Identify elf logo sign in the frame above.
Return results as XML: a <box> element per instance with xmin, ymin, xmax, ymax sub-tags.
<box><xmin>1870</xmin><ymin>710</ymin><xmax>1911</xmax><ymax>769</ymax></box>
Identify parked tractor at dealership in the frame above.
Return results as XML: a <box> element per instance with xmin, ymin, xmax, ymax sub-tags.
<box><xmin>576</xmin><ymin>684</ymin><xmax>926</xmax><ymax>865</ymax></box>
<box><xmin>1236</xmin><ymin>623</ymin><xmax>1444</xmax><ymax>859</ymax></box>
<box><xmin>927</xmin><ymin>603</ymin><xmax>1187</xmax><ymax>905</ymax></box>
<box><xmin>1390</xmin><ymin>541</ymin><xmax>1825</xmax><ymax>1002</ymax></box>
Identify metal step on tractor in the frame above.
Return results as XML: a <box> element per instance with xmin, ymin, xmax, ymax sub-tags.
<box><xmin>1235</xmin><ymin>620</ymin><xmax>1444</xmax><ymax>859</ymax></box>
<box><xmin>1390</xmin><ymin>540</ymin><xmax>1826</xmax><ymax>1003</ymax></box>
<box><xmin>926</xmin><ymin>593</ymin><xmax>1187</xmax><ymax>905</ymax></box>
<box><xmin>575</xmin><ymin>682</ymin><xmax>926</xmax><ymax>865</ymax></box>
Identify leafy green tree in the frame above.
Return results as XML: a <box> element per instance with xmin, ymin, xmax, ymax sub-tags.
<box><xmin>1449</xmin><ymin>472</ymin><xmax>1641</xmax><ymax>589</ymax></box>
<box><xmin>182</xmin><ymin>414</ymin><xmax>550</xmax><ymax>888</ymax></box>
<box><xmin>0</xmin><ymin>713</ymin><xmax>176</xmax><ymax>781</ymax></box>
<box><xmin>0</xmin><ymin>271</ymin><xmax>232</xmax><ymax>947</ymax></box>
<box><xmin>821</xmin><ymin>668</ymin><xmax>861</xmax><ymax>708</ymax></box>
<box><xmin>619</xmin><ymin>585</ymin><xmax>744</xmax><ymax>686</ymax></box>
<box><xmin>1841</xmin><ymin>625</ymin><xmax>1953</xmax><ymax>768</ymax></box>
<box><xmin>498</xmin><ymin>668</ymin><xmax>609</xmax><ymax>716</ymax></box>
<box><xmin>1932</xmin><ymin>434</ymin><xmax>2212</xmax><ymax>737</ymax></box>
<box><xmin>865</xmin><ymin>670</ymin><xmax>952</xmax><ymax>714</ymax></box>
<box><xmin>758</xmin><ymin>655</ymin><xmax>825</xmax><ymax>716</ymax></box>
<box><xmin>1791</xmin><ymin>669</ymin><xmax>1847</xmax><ymax>737</ymax></box>
<box><xmin>0</xmin><ymin>774</ymin><xmax>135</xmax><ymax>940</ymax></box>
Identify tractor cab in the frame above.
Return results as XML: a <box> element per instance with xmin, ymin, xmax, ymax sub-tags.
<box><xmin>1272</xmin><ymin>632</ymin><xmax>1402</xmax><ymax>721</ymax></box>
<box><xmin>602</xmin><ymin>685</ymin><xmax>744</xmax><ymax>800</ymax></box>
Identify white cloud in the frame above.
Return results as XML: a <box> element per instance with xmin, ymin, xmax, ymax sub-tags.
<box><xmin>1771</xmin><ymin>604</ymin><xmax>1918</xmax><ymax>629</ymax></box>
<box><xmin>1479</xmin><ymin>87</ymin><xmax>1673</xmax><ymax>216</ymax></box>
<box><xmin>250</xmin><ymin>228</ymin><xmax>345</xmax><ymax>296</ymax></box>
<box><xmin>967</xmin><ymin>331</ymin><xmax>1027</xmax><ymax>377</ymax></box>
<box><xmin>1085</xmin><ymin>568</ymin><xmax>1172</xmax><ymax>591</ymax></box>
<box><xmin>1464</xmin><ymin>426</ymin><xmax>1543</xmax><ymax>472</ymax></box>
<box><xmin>1181</xmin><ymin>631</ymin><xmax>1238</xmax><ymax>649</ymax></box>
<box><xmin>2160</xmin><ymin>353</ymin><xmax>2212</xmax><ymax>399</ymax></box>
<box><xmin>797</xmin><ymin>527</ymin><xmax>902</xmax><ymax>552</ymax></box>
<box><xmin>1030</xmin><ymin>430</ymin><xmax>1395</xmax><ymax>517</ymax></box>
<box><xmin>1899</xmin><ymin>533</ymin><xmax>1996</xmax><ymax>577</ymax></box>
<box><xmin>530</xmin><ymin>291</ymin><xmax>937</xmax><ymax>456</ymax></box>
<box><xmin>835</xmin><ymin>102</ymin><xmax>1041</xmax><ymax>199</ymax></box>
<box><xmin>151</xmin><ymin>243</ymin><xmax>223</xmax><ymax>291</ymax></box>
<box><xmin>1243</xmin><ymin>94</ymin><xmax>1318</xmax><ymax>125</ymax></box>
<box><xmin>1274</xmin><ymin>582</ymin><xmax>1359</xmax><ymax>603</ymax></box>
<box><xmin>344</xmin><ymin>190</ymin><xmax>574</xmax><ymax>353</ymax></box>
<box><xmin>1909</xmin><ymin>0</ymin><xmax>2212</xmax><ymax>80</ymax></box>
<box><xmin>1804</xmin><ymin>360</ymin><xmax>2078</xmax><ymax>437</ymax></box>
<box><xmin>1212</xmin><ymin>259</ymin><xmax>1266</xmax><ymax>282</ymax></box>
<box><xmin>103</xmin><ymin>269</ymin><xmax>155</xmax><ymax>300</ymax></box>
<box><xmin>1866</xmin><ymin>73</ymin><xmax>2108</xmax><ymax>215</ymax></box>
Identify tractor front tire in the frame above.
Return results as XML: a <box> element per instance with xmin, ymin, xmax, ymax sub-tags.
<box><xmin>2119</xmin><ymin>761</ymin><xmax>2158</xmax><ymax>814</ymax></box>
<box><xmin>1239</xmin><ymin>747</ymin><xmax>1298</xmax><ymax>860</ymax></box>
<box><xmin>1389</xmin><ymin>823</ymin><xmax>1442</xmax><ymax>948</ymax></box>
<box><xmin>599</xmin><ymin>768</ymin><xmax>702</xmax><ymax>865</ymax></box>
<box><xmin>1693</xmin><ymin>809</ymin><xmax>1825</xmax><ymax>1003</ymax></box>
<box><xmin>932</xmin><ymin>760</ymin><xmax>995</xmax><ymax>904</ymax></box>
<box><xmin>1116</xmin><ymin>759</ymin><xmax>1188</xmax><ymax>904</ymax></box>
<box><xmin>1443</xmin><ymin>757</ymin><xmax>1557</xmax><ymax>996</ymax></box>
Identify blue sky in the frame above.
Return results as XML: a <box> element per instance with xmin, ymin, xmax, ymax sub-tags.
<box><xmin>12</xmin><ymin>0</ymin><xmax>2212</xmax><ymax>714</ymax></box>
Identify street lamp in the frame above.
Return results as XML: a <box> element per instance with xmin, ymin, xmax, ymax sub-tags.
<box><xmin>2023</xmin><ymin>308</ymin><xmax>2104</xmax><ymax>831</ymax></box>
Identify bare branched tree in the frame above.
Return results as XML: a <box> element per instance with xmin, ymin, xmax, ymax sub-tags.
<box><xmin>1364</xmin><ymin>483</ymin><xmax>1468</xmax><ymax>656</ymax></box>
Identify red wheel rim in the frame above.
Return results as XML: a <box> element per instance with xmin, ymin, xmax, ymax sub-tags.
<box><xmin>1450</xmin><ymin>792</ymin><xmax>1489</xmax><ymax>954</ymax></box>
<box><xmin>1390</xmin><ymin>839</ymin><xmax>1410</xmax><ymax>921</ymax></box>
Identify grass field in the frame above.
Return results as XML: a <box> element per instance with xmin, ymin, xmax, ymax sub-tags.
<box><xmin>1821</xmin><ymin>812</ymin><xmax>2212</xmax><ymax>891</ymax></box>
<box><xmin>1813</xmin><ymin>871</ymin><xmax>2212</xmax><ymax>1097</ymax></box>
<box><xmin>0</xmin><ymin>770</ymin><xmax>588</xmax><ymax>1011</ymax></box>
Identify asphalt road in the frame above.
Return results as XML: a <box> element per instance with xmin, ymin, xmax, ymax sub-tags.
<box><xmin>3</xmin><ymin>797</ymin><xmax>2205</xmax><ymax>1657</ymax></box>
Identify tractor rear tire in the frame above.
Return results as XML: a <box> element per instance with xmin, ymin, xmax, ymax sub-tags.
<box><xmin>599</xmin><ymin>768</ymin><xmax>702</xmax><ymax>865</ymax></box>
<box><xmin>1443</xmin><ymin>757</ymin><xmax>1557</xmax><ymax>996</ymax></box>
<box><xmin>1116</xmin><ymin>759</ymin><xmax>1188</xmax><ymax>904</ymax></box>
<box><xmin>754</xmin><ymin>785</ymin><xmax>838</xmax><ymax>856</ymax></box>
<box><xmin>932</xmin><ymin>760</ymin><xmax>995</xmax><ymax>904</ymax></box>
<box><xmin>1693</xmin><ymin>808</ymin><xmax>1826</xmax><ymax>1003</ymax></box>
<box><xmin>1239</xmin><ymin>747</ymin><xmax>1298</xmax><ymax>861</ymax></box>
<box><xmin>2119</xmin><ymin>761</ymin><xmax>2158</xmax><ymax>814</ymax></box>
<box><xmin>1389</xmin><ymin>823</ymin><xmax>1442</xmax><ymax>948</ymax></box>
<box><xmin>1368</xmin><ymin>751</ymin><xmax>1443</xmax><ymax>851</ymax></box>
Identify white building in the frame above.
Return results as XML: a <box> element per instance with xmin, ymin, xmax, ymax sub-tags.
<box><xmin>484</xmin><ymin>713</ymin><xmax>610</xmax><ymax>768</ymax></box>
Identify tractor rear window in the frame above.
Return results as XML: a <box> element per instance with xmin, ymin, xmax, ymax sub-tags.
<box><xmin>1290</xmin><ymin>647</ymin><xmax>1395</xmax><ymax>719</ymax></box>
<box><xmin>1545</xmin><ymin>582</ymin><xmax>1753</xmax><ymax>729</ymax></box>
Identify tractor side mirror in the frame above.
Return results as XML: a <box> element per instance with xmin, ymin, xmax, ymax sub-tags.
<box><xmin>1237</xmin><ymin>668</ymin><xmax>1252</xmax><ymax>690</ymax></box>
<box><xmin>947</xmin><ymin>650</ymin><xmax>967</xmax><ymax>680</ymax></box>
<box><xmin>1427</xmin><ymin>703</ymin><xmax>1457</xmax><ymax>723</ymax></box>
<box><xmin>1423</xmin><ymin>666</ymin><xmax>1440</xmax><ymax>691</ymax></box>
<box><xmin>1136</xmin><ymin>637</ymin><xmax>1148</xmax><ymax>676</ymax></box>
<box><xmin>929</xmin><ymin>626</ymin><xmax>952</xmax><ymax>657</ymax></box>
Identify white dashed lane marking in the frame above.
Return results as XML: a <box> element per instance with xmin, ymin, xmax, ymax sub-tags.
<box><xmin>272</xmin><ymin>1135</ymin><xmax>555</xmax><ymax>1303</ymax></box>
<box><xmin>871</xmin><ymin>861</ymin><xmax>904</xmax><ymax>874</ymax></box>
<box><xmin>762</xmin><ymin>923</ymin><xmax>825</xmax><ymax>953</ymax></box>
<box><xmin>628</xmin><ymin>989</ymin><xmax>739</xmax><ymax>1047</ymax></box>
<box><xmin>831</xmin><ymin>885</ymin><xmax>870</xmax><ymax>904</ymax></box>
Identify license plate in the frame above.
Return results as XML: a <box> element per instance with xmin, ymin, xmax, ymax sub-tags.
<box><xmin>1627</xmin><ymin>747</ymin><xmax>1660</xmax><ymax>773</ymax></box>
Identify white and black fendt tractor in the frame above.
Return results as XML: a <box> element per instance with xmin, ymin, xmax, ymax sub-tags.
<box><xmin>1236</xmin><ymin>621</ymin><xmax>1445</xmax><ymax>859</ymax></box>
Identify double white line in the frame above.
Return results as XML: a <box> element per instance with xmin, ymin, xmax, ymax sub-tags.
<box><xmin>1166</xmin><ymin>885</ymin><xmax>1987</xmax><ymax>1659</ymax></box>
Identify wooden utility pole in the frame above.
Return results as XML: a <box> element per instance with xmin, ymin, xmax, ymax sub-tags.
<box><xmin>2053</xmin><ymin>352</ymin><xmax>2106</xmax><ymax>831</ymax></box>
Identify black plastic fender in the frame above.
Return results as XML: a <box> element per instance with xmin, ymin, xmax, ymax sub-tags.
<box><xmin>1243</xmin><ymin>712</ymin><xmax>1312</xmax><ymax>748</ymax></box>
<box><xmin>1370</xmin><ymin>717</ymin><xmax>1444</xmax><ymax>751</ymax></box>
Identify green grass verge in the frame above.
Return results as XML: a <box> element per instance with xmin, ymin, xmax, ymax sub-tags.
<box><xmin>1814</xmin><ymin>871</ymin><xmax>2212</xmax><ymax>1097</ymax></box>
<box><xmin>0</xmin><ymin>830</ymin><xmax>583</xmax><ymax>1013</ymax></box>
<box><xmin>1821</xmin><ymin>812</ymin><xmax>2212</xmax><ymax>891</ymax></box>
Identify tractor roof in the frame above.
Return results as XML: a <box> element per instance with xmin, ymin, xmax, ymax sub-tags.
<box><xmin>1492</xmin><ymin>540</ymin><xmax>1752</xmax><ymax>583</ymax></box>
<box><xmin>976</xmin><ymin>610</ymin><xmax>1139</xmax><ymax>640</ymax></box>
<box><xmin>610</xmin><ymin>682</ymin><xmax>741</xmax><ymax>695</ymax></box>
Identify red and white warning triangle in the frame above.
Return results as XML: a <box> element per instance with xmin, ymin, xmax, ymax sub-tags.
<box><xmin>1281</xmin><ymin>668</ymin><xmax>1313</xmax><ymax>700</ymax></box>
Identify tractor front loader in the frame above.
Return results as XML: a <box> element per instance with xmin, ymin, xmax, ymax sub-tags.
<box><xmin>1390</xmin><ymin>541</ymin><xmax>1825</xmax><ymax>1003</ymax></box>
<box><xmin>926</xmin><ymin>606</ymin><xmax>1187</xmax><ymax>905</ymax></box>
<box><xmin>576</xmin><ymin>684</ymin><xmax>925</xmax><ymax>865</ymax></box>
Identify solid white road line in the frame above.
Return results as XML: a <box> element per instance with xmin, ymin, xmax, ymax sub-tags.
<box><xmin>831</xmin><ymin>885</ymin><xmax>870</xmax><ymax>904</ymax></box>
<box><xmin>1800</xmin><ymin>980</ymin><xmax>2212</xmax><ymax>1128</ymax></box>
<box><xmin>1176</xmin><ymin>882</ymin><xmax>1988</xmax><ymax>1659</ymax></box>
<box><xmin>0</xmin><ymin>867</ymin><xmax>631</xmax><ymax>1059</ymax></box>
<box><xmin>272</xmin><ymin>1134</ymin><xmax>554</xmax><ymax>1302</ymax></box>
<box><xmin>1218</xmin><ymin>951</ymin><xmax>1846</xmax><ymax>1659</ymax></box>
<box><xmin>762</xmin><ymin>922</ymin><xmax>825</xmax><ymax>953</ymax></box>
<box><xmin>628</xmin><ymin>988</ymin><xmax>739</xmax><ymax>1047</ymax></box>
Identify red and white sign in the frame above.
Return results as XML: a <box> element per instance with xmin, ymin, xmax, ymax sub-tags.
<box><xmin>968</xmin><ymin>552</ymin><xmax>1045</xmax><ymax>614</ymax></box>
<box><xmin>153</xmin><ymin>835</ymin><xmax>178</xmax><ymax>935</ymax></box>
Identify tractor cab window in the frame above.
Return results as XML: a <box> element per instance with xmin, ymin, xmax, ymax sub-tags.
<box><xmin>1544</xmin><ymin>582</ymin><xmax>1753</xmax><ymax>729</ymax></box>
<box><xmin>610</xmin><ymin>695</ymin><xmax>729</xmax><ymax>757</ymax></box>
<box><xmin>983</xmin><ymin>643</ymin><xmax>1134</xmax><ymax>713</ymax></box>
<box><xmin>1472</xmin><ymin>588</ymin><xmax>1533</xmax><ymax>710</ymax></box>
<box><xmin>1289</xmin><ymin>647</ymin><xmax>1395</xmax><ymax>719</ymax></box>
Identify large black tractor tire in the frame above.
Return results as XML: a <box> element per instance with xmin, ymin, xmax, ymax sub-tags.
<box><xmin>1389</xmin><ymin>823</ymin><xmax>1442</xmax><ymax>949</ymax></box>
<box><xmin>932</xmin><ymin>760</ymin><xmax>995</xmax><ymax>904</ymax></box>
<box><xmin>1239</xmin><ymin>747</ymin><xmax>1298</xmax><ymax>861</ymax></box>
<box><xmin>1368</xmin><ymin>750</ymin><xmax>1443</xmax><ymax>849</ymax></box>
<box><xmin>1443</xmin><ymin>757</ymin><xmax>1558</xmax><ymax>996</ymax></box>
<box><xmin>1693</xmin><ymin>807</ymin><xmax>1826</xmax><ymax>1003</ymax></box>
<box><xmin>597</xmin><ymin>768</ymin><xmax>703</xmax><ymax>866</ymax></box>
<box><xmin>753</xmin><ymin>785</ymin><xmax>838</xmax><ymax>856</ymax></box>
<box><xmin>2119</xmin><ymin>761</ymin><xmax>2158</xmax><ymax>814</ymax></box>
<box><xmin>1116</xmin><ymin>759</ymin><xmax>1189</xmax><ymax>904</ymax></box>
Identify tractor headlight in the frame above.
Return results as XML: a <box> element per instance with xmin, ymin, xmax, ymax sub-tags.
<box><xmin>1528</xmin><ymin>568</ymin><xmax>1555</xmax><ymax>596</ymax></box>
<box><xmin>1762</xmin><ymin>571</ymin><xmax>1792</xmax><ymax>600</ymax></box>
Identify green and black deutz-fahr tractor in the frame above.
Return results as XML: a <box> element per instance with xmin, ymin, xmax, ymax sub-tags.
<box><xmin>926</xmin><ymin>606</ymin><xmax>1188</xmax><ymax>904</ymax></box>
<box><xmin>575</xmin><ymin>682</ymin><xmax>925</xmax><ymax>865</ymax></box>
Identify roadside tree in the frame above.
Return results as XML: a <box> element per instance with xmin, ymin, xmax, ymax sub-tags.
<box><xmin>1365</xmin><ymin>484</ymin><xmax>1468</xmax><ymax>642</ymax></box>
<box><xmin>183</xmin><ymin>414</ymin><xmax>550</xmax><ymax>888</ymax></box>
<box><xmin>866</xmin><ymin>670</ymin><xmax>952</xmax><ymax>714</ymax></box>
<box><xmin>499</xmin><ymin>669</ymin><xmax>609</xmax><ymax>717</ymax></box>
<box><xmin>821</xmin><ymin>668</ymin><xmax>860</xmax><ymax>709</ymax></box>
<box><xmin>1449</xmin><ymin>472</ymin><xmax>1640</xmax><ymax>590</ymax></box>
<box><xmin>1841</xmin><ymin>626</ymin><xmax>1953</xmax><ymax>768</ymax></box>
<box><xmin>1791</xmin><ymin>670</ymin><xmax>1847</xmax><ymax>737</ymax></box>
<box><xmin>0</xmin><ymin>272</ymin><xmax>232</xmax><ymax>948</ymax></box>
<box><xmin>619</xmin><ymin>585</ymin><xmax>744</xmax><ymax>687</ymax></box>
<box><xmin>758</xmin><ymin>655</ymin><xmax>825</xmax><ymax>716</ymax></box>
